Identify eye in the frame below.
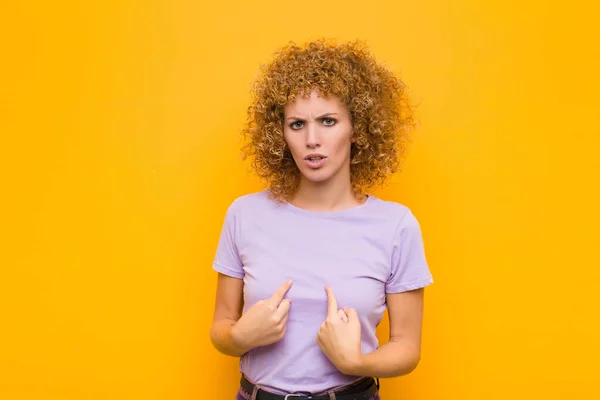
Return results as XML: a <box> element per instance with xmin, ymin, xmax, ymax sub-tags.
<box><xmin>323</xmin><ymin>117</ymin><xmax>337</xmax><ymax>126</ymax></box>
<box><xmin>290</xmin><ymin>121</ymin><xmax>304</xmax><ymax>130</ymax></box>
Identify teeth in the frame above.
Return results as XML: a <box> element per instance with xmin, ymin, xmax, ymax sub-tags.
<box><xmin>310</xmin><ymin>157</ymin><xmax>322</xmax><ymax>162</ymax></box>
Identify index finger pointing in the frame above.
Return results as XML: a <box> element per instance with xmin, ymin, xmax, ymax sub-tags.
<box><xmin>269</xmin><ymin>280</ymin><xmax>293</xmax><ymax>304</ymax></box>
<box><xmin>325</xmin><ymin>285</ymin><xmax>338</xmax><ymax>316</ymax></box>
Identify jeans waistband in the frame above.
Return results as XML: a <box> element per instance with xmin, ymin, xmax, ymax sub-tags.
<box><xmin>239</xmin><ymin>374</ymin><xmax>379</xmax><ymax>400</ymax></box>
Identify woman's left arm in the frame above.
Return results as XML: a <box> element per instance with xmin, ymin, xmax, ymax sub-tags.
<box><xmin>347</xmin><ymin>288</ymin><xmax>426</xmax><ymax>378</ymax></box>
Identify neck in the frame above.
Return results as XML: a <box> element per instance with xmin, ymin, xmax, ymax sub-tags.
<box><xmin>291</xmin><ymin>167</ymin><xmax>365</xmax><ymax>212</ymax></box>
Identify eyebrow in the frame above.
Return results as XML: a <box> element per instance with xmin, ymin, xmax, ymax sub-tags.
<box><xmin>285</xmin><ymin>113</ymin><xmax>339</xmax><ymax>121</ymax></box>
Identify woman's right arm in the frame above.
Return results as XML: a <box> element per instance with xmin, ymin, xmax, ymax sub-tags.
<box><xmin>210</xmin><ymin>273</ymin><xmax>293</xmax><ymax>357</ymax></box>
<box><xmin>210</xmin><ymin>273</ymin><xmax>249</xmax><ymax>357</ymax></box>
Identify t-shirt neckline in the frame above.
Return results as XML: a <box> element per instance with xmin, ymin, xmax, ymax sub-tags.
<box><xmin>282</xmin><ymin>194</ymin><xmax>374</xmax><ymax>219</ymax></box>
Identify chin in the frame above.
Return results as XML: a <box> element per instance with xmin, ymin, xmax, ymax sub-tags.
<box><xmin>299</xmin><ymin>168</ymin><xmax>334</xmax><ymax>184</ymax></box>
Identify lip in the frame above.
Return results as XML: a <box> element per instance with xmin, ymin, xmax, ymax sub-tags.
<box><xmin>304</xmin><ymin>154</ymin><xmax>327</xmax><ymax>169</ymax></box>
<box><xmin>303</xmin><ymin>153</ymin><xmax>327</xmax><ymax>160</ymax></box>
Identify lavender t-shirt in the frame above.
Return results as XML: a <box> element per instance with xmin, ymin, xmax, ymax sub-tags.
<box><xmin>212</xmin><ymin>190</ymin><xmax>433</xmax><ymax>394</ymax></box>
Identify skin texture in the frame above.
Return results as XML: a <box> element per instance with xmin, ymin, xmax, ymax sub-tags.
<box><xmin>282</xmin><ymin>89</ymin><xmax>366</xmax><ymax>212</ymax></box>
<box><xmin>230</xmin><ymin>280</ymin><xmax>292</xmax><ymax>353</ymax></box>
<box><xmin>283</xmin><ymin>90</ymin><xmax>354</xmax><ymax>187</ymax></box>
<box><xmin>317</xmin><ymin>286</ymin><xmax>425</xmax><ymax>377</ymax></box>
<box><xmin>316</xmin><ymin>285</ymin><xmax>363</xmax><ymax>374</ymax></box>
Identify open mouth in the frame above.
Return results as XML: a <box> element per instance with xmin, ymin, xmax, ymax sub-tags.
<box><xmin>304</xmin><ymin>154</ymin><xmax>327</xmax><ymax>168</ymax></box>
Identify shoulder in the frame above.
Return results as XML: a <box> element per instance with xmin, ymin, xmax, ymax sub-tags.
<box><xmin>366</xmin><ymin>196</ymin><xmax>424</xmax><ymax>240</ymax></box>
<box><xmin>367</xmin><ymin>195</ymin><xmax>415</xmax><ymax>224</ymax></box>
<box><xmin>227</xmin><ymin>190</ymin><xmax>277</xmax><ymax>215</ymax></box>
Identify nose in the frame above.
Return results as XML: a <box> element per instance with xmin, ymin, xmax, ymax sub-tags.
<box><xmin>305</xmin><ymin>123</ymin><xmax>321</xmax><ymax>149</ymax></box>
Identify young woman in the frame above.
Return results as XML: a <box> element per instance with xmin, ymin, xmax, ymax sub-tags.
<box><xmin>210</xmin><ymin>39</ymin><xmax>434</xmax><ymax>400</ymax></box>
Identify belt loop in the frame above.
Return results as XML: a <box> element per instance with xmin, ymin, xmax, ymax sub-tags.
<box><xmin>328</xmin><ymin>390</ymin><xmax>336</xmax><ymax>400</ymax></box>
<box><xmin>251</xmin><ymin>384</ymin><xmax>261</xmax><ymax>400</ymax></box>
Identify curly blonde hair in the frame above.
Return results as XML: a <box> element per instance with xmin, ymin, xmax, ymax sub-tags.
<box><xmin>241</xmin><ymin>38</ymin><xmax>415</xmax><ymax>202</ymax></box>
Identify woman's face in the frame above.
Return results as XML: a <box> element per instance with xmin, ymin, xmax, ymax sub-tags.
<box><xmin>283</xmin><ymin>89</ymin><xmax>354</xmax><ymax>186</ymax></box>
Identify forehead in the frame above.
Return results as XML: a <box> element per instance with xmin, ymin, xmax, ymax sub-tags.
<box><xmin>284</xmin><ymin>89</ymin><xmax>346</xmax><ymax>116</ymax></box>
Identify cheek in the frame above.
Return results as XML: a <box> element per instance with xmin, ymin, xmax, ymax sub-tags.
<box><xmin>286</xmin><ymin>141</ymin><xmax>304</xmax><ymax>159</ymax></box>
<box><xmin>332</xmin><ymin>135</ymin><xmax>353</xmax><ymax>157</ymax></box>
<box><xmin>283</xmin><ymin>133</ymin><xmax>299</xmax><ymax>154</ymax></box>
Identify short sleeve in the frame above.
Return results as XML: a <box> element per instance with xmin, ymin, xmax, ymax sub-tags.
<box><xmin>212</xmin><ymin>201</ymin><xmax>245</xmax><ymax>279</ymax></box>
<box><xmin>386</xmin><ymin>209</ymin><xmax>434</xmax><ymax>293</ymax></box>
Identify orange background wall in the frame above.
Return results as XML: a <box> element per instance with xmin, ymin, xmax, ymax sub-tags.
<box><xmin>2</xmin><ymin>1</ymin><xmax>599</xmax><ymax>399</ymax></box>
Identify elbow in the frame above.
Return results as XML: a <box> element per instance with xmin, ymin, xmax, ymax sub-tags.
<box><xmin>210</xmin><ymin>319</ymin><xmax>246</xmax><ymax>357</ymax></box>
<box><xmin>392</xmin><ymin>341</ymin><xmax>421</xmax><ymax>377</ymax></box>
<box><xmin>208</xmin><ymin>323</ymin><xmax>222</xmax><ymax>352</ymax></box>
<box><xmin>405</xmin><ymin>352</ymin><xmax>421</xmax><ymax>374</ymax></box>
<box><xmin>209</xmin><ymin>321</ymin><xmax>230</xmax><ymax>356</ymax></box>
<box><xmin>392</xmin><ymin>353</ymin><xmax>420</xmax><ymax>377</ymax></box>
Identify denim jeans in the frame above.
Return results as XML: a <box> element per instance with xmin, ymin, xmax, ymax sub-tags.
<box><xmin>234</xmin><ymin>377</ymin><xmax>381</xmax><ymax>400</ymax></box>
<box><xmin>235</xmin><ymin>389</ymin><xmax>381</xmax><ymax>400</ymax></box>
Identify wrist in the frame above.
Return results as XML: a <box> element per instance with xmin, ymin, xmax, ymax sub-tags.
<box><xmin>230</xmin><ymin>323</ymin><xmax>251</xmax><ymax>355</ymax></box>
<box><xmin>341</xmin><ymin>353</ymin><xmax>366</xmax><ymax>376</ymax></box>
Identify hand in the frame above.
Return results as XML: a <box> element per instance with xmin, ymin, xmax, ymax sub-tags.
<box><xmin>231</xmin><ymin>280</ymin><xmax>293</xmax><ymax>353</ymax></box>
<box><xmin>316</xmin><ymin>285</ymin><xmax>363</xmax><ymax>375</ymax></box>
